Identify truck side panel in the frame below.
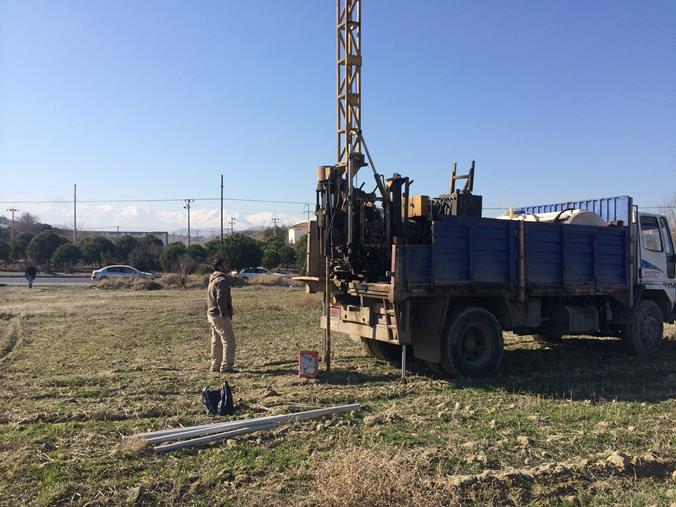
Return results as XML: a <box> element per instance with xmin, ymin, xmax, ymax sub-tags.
<box><xmin>526</xmin><ymin>221</ymin><xmax>627</xmax><ymax>288</ymax></box>
<box><xmin>398</xmin><ymin>216</ymin><xmax>628</xmax><ymax>294</ymax></box>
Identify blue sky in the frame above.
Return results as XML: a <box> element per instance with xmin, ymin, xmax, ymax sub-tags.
<box><xmin>1</xmin><ymin>1</ymin><xmax>674</xmax><ymax>230</ymax></box>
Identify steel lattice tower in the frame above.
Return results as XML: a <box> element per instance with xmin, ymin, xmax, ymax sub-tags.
<box><xmin>337</xmin><ymin>0</ymin><xmax>362</xmax><ymax>167</ymax></box>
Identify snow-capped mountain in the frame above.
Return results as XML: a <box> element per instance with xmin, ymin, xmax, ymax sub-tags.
<box><xmin>20</xmin><ymin>202</ymin><xmax>302</xmax><ymax>234</ymax></box>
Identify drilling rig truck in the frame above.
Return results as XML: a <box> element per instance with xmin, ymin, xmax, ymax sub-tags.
<box><xmin>299</xmin><ymin>0</ymin><xmax>675</xmax><ymax>376</ymax></box>
<box><xmin>300</xmin><ymin>159</ymin><xmax>675</xmax><ymax>376</ymax></box>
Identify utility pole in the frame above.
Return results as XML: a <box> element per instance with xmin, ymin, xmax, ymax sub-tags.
<box><xmin>6</xmin><ymin>208</ymin><xmax>19</xmax><ymax>243</ymax></box>
<box><xmin>272</xmin><ymin>216</ymin><xmax>279</xmax><ymax>238</ymax></box>
<box><xmin>229</xmin><ymin>217</ymin><xmax>236</xmax><ymax>236</ymax></box>
<box><xmin>220</xmin><ymin>174</ymin><xmax>224</xmax><ymax>256</ymax></box>
<box><xmin>184</xmin><ymin>199</ymin><xmax>194</xmax><ymax>247</ymax></box>
<box><xmin>73</xmin><ymin>184</ymin><xmax>77</xmax><ymax>244</ymax></box>
<box><xmin>304</xmin><ymin>203</ymin><xmax>312</xmax><ymax>224</ymax></box>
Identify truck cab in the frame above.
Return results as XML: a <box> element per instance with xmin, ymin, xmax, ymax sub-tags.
<box><xmin>637</xmin><ymin>212</ymin><xmax>676</xmax><ymax>318</ymax></box>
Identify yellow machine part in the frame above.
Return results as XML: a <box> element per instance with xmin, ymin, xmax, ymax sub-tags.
<box><xmin>404</xmin><ymin>195</ymin><xmax>430</xmax><ymax>218</ymax></box>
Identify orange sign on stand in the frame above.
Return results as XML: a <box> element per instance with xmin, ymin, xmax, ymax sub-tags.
<box><xmin>298</xmin><ymin>351</ymin><xmax>319</xmax><ymax>379</ymax></box>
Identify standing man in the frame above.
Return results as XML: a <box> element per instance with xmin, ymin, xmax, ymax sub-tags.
<box><xmin>207</xmin><ymin>258</ymin><xmax>236</xmax><ymax>372</ymax></box>
<box><xmin>25</xmin><ymin>265</ymin><xmax>37</xmax><ymax>289</ymax></box>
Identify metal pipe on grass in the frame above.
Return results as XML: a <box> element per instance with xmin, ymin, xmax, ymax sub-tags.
<box><xmin>154</xmin><ymin>423</ymin><xmax>276</xmax><ymax>454</ymax></box>
<box><xmin>145</xmin><ymin>417</ymin><xmax>278</xmax><ymax>445</ymax></box>
<box><xmin>129</xmin><ymin>404</ymin><xmax>361</xmax><ymax>443</ymax></box>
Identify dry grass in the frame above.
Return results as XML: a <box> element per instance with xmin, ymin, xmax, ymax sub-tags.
<box><xmin>248</xmin><ymin>274</ymin><xmax>301</xmax><ymax>287</ymax></box>
<box><xmin>0</xmin><ymin>285</ymin><xmax>673</xmax><ymax>506</ymax></box>
<box><xmin>99</xmin><ymin>273</ymin><xmax>297</xmax><ymax>290</ymax></box>
<box><xmin>157</xmin><ymin>273</ymin><xmax>184</xmax><ymax>287</ymax></box>
<box><xmin>156</xmin><ymin>273</ymin><xmax>209</xmax><ymax>289</ymax></box>
<box><xmin>305</xmin><ymin>445</ymin><xmax>676</xmax><ymax>506</ymax></box>
<box><xmin>185</xmin><ymin>274</ymin><xmax>209</xmax><ymax>289</ymax></box>
<box><xmin>305</xmin><ymin>446</ymin><xmax>454</xmax><ymax>506</ymax></box>
<box><xmin>113</xmin><ymin>437</ymin><xmax>151</xmax><ymax>456</ymax></box>
<box><xmin>95</xmin><ymin>277</ymin><xmax>161</xmax><ymax>290</ymax></box>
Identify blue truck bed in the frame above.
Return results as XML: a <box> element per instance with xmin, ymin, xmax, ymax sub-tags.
<box><xmin>400</xmin><ymin>215</ymin><xmax>629</xmax><ymax>293</ymax></box>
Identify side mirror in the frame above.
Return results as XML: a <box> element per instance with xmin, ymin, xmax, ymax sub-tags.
<box><xmin>668</xmin><ymin>254</ymin><xmax>676</xmax><ymax>279</ymax></box>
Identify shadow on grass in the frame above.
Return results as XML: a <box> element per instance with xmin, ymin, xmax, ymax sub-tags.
<box><xmin>316</xmin><ymin>368</ymin><xmax>397</xmax><ymax>385</ymax></box>
<box><xmin>246</xmin><ymin>338</ymin><xmax>675</xmax><ymax>402</ymax></box>
<box><xmin>443</xmin><ymin>338</ymin><xmax>676</xmax><ymax>403</ymax></box>
<box><xmin>248</xmin><ymin>365</ymin><xmax>396</xmax><ymax>384</ymax></box>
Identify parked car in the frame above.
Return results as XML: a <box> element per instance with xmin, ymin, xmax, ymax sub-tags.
<box><xmin>91</xmin><ymin>265</ymin><xmax>155</xmax><ymax>281</ymax></box>
<box><xmin>238</xmin><ymin>267</ymin><xmax>285</xmax><ymax>280</ymax></box>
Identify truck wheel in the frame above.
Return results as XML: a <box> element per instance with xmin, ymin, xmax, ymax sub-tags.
<box><xmin>532</xmin><ymin>333</ymin><xmax>562</xmax><ymax>344</ymax></box>
<box><xmin>440</xmin><ymin>307</ymin><xmax>504</xmax><ymax>376</ymax></box>
<box><xmin>621</xmin><ymin>299</ymin><xmax>663</xmax><ymax>355</ymax></box>
<box><xmin>361</xmin><ymin>339</ymin><xmax>401</xmax><ymax>364</ymax></box>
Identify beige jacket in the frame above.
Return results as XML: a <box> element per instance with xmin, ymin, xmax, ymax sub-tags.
<box><xmin>207</xmin><ymin>271</ymin><xmax>233</xmax><ymax>318</ymax></box>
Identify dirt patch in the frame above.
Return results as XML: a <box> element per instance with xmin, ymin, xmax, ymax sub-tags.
<box><xmin>0</xmin><ymin>315</ymin><xmax>20</xmax><ymax>361</ymax></box>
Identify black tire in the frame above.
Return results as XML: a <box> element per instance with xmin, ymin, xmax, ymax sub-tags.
<box><xmin>98</xmin><ymin>276</ymin><xmax>108</xmax><ymax>281</ymax></box>
<box><xmin>621</xmin><ymin>299</ymin><xmax>663</xmax><ymax>355</ymax></box>
<box><xmin>532</xmin><ymin>333</ymin><xmax>563</xmax><ymax>344</ymax></box>
<box><xmin>361</xmin><ymin>338</ymin><xmax>401</xmax><ymax>364</ymax></box>
<box><xmin>440</xmin><ymin>307</ymin><xmax>504</xmax><ymax>376</ymax></box>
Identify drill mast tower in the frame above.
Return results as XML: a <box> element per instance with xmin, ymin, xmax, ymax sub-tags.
<box><xmin>337</xmin><ymin>0</ymin><xmax>362</xmax><ymax>167</ymax></box>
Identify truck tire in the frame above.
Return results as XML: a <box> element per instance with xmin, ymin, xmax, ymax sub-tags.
<box><xmin>621</xmin><ymin>299</ymin><xmax>663</xmax><ymax>355</ymax></box>
<box><xmin>361</xmin><ymin>338</ymin><xmax>401</xmax><ymax>364</ymax></box>
<box><xmin>440</xmin><ymin>307</ymin><xmax>504</xmax><ymax>376</ymax></box>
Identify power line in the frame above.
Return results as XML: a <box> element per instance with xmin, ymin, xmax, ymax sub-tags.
<box><xmin>1</xmin><ymin>197</ymin><xmax>672</xmax><ymax>209</ymax></box>
<box><xmin>0</xmin><ymin>196</ymin><xmax>310</xmax><ymax>205</ymax></box>
<box><xmin>483</xmin><ymin>206</ymin><xmax>676</xmax><ymax>210</ymax></box>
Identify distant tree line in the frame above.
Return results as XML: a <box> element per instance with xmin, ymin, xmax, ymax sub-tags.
<box><xmin>0</xmin><ymin>220</ymin><xmax>307</xmax><ymax>275</ymax></box>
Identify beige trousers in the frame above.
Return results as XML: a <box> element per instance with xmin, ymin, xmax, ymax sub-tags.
<box><xmin>207</xmin><ymin>314</ymin><xmax>236</xmax><ymax>371</ymax></box>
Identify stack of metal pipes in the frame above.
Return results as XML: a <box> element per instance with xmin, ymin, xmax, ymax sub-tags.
<box><xmin>124</xmin><ymin>403</ymin><xmax>361</xmax><ymax>453</ymax></box>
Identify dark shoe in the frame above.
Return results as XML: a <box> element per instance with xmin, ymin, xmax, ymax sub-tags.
<box><xmin>220</xmin><ymin>367</ymin><xmax>236</xmax><ymax>373</ymax></box>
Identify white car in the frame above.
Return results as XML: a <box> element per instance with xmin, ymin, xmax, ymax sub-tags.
<box><xmin>238</xmin><ymin>267</ymin><xmax>285</xmax><ymax>280</ymax></box>
<box><xmin>91</xmin><ymin>265</ymin><xmax>155</xmax><ymax>281</ymax></box>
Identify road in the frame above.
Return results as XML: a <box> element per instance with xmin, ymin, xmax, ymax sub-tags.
<box><xmin>0</xmin><ymin>276</ymin><xmax>92</xmax><ymax>286</ymax></box>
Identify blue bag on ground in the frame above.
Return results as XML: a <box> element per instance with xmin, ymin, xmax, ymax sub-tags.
<box><xmin>201</xmin><ymin>382</ymin><xmax>235</xmax><ymax>416</ymax></box>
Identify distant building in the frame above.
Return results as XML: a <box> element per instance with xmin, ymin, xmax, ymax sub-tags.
<box><xmin>288</xmin><ymin>221</ymin><xmax>309</xmax><ymax>245</ymax></box>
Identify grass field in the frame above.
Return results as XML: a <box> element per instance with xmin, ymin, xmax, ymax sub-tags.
<box><xmin>0</xmin><ymin>285</ymin><xmax>674</xmax><ymax>506</ymax></box>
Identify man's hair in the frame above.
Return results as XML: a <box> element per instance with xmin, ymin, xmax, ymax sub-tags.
<box><xmin>213</xmin><ymin>258</ymin><xmax>229</xmax><ymax>271</ymax></box>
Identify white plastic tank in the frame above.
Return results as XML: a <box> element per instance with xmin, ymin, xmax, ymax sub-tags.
<box><xmin>497</xmin><ymin>209</ymin><xmax>607</xmax><ymax>227</ymax></box>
